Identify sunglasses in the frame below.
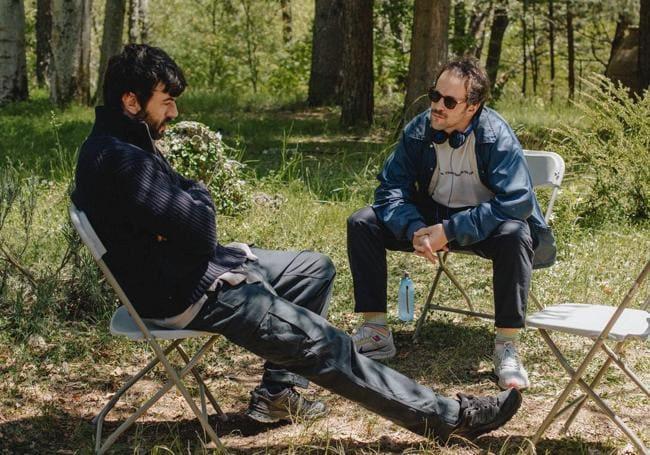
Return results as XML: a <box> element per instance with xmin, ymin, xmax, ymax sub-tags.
<box><xmin>428</xmin><ymin>87</ymin><xmax>466</xmax><ymax>110</ymax></box>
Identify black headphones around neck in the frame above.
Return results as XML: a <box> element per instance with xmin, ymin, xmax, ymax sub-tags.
<box><xmin>432</xmin><ymin>122</ymin><xmax>474</xmax><ymax>149</ymax></box>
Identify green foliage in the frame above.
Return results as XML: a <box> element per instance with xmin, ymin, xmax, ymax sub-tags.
<box><xmin>160</xmin><ymin>121</ymin><xmax>251</xmax><ymax>216</ymax></box>
<box><xmin>551</xmin><ymin>75</ymin><xmax>649</xmax><ymax>226</ymax></box>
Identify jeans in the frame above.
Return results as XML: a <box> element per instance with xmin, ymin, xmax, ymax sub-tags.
<box><xmin>347</xmin><ymin>205</ymin><xmax>534</xmax><ymax>328</ymax></box>
<box><xmin>186</xmin><ymin>248</ymin><xmax>461</xmax><ymax>437</ymax></box>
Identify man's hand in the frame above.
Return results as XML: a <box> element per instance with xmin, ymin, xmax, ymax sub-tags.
<box><xmin>412</xmin><ymin>224</ymin><xmax>448</xmax><ymax>265</ymax></box>
<box><xmin>225</xmin><ymin>242</ymin><xmax>258</xmax><ymax>261</ymax></box>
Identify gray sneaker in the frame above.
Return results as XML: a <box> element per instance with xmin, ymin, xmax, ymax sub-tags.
<box><xmin>246</xmin><ymin>387</ymin><xmax>328</xmax><ymax>423</ymax></box>
<box><xmin>494</xmin><ymin>342</ymin><xmax>530</xmax><ymax>390</ymax></box>
<box><xmin>351</xmin><ymin>323</ymin><xmax>396</xmax><ymax>360</ymax></box>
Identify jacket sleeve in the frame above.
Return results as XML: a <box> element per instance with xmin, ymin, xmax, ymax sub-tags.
<box><xmin>446</xmin><ymin>128</ymin><xmax>534</xmax><ymax>246</ymax></box>
<box><xmin>116</xmin><ymin>155</ymin><xmax>217</xmax><ymax>255</ymax></box>
<box><xmin>372</xmin><ymin>133</ymin><xmax>427</xmax><ymax>242</ymax></box>
<box><xmin>176</xmin><ymin>173</ymin><xmax>216</xmax><ymax>210</ymax></box>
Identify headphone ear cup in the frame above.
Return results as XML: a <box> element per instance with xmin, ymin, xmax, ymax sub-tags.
<box><xmin>448</xmin><ymin>131</ymin><xmax>467</xmax><ymax>148</ymax></box>
<box><xmin>432</xmin><ymin>130</ymin><xmax>448</xmax><ymax>144</ymax></box>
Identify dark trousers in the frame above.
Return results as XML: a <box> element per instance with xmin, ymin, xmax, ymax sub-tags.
<box><xmin>347</xmin><ymin>206</ymin><xmax>534</xmax><ymax>328</ymax></box>
<box><xmin>186</xmin><ymin>248</ymin><xmax>461</xmax><ymax>437</ymax></box>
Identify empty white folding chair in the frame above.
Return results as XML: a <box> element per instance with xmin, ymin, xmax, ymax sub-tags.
<box><xmin>527</xmin><ymin>261</ymin><xmax>649</xmax><ymax>453</ymax></box>
<box><xmin>69</xmin><ymin>203</ymin><xmax>228</xmax><ymax>454</ymax></box>
<box><xmin>413</xmin><ymin>150</ymin><xmax>565</xmax><ymax>340</ymax></box>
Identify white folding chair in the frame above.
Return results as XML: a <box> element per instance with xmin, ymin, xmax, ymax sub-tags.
<box><xmin>527</xmin><ymin>261</ymin><xmax>649</xmax><ymax>453</ymax></box>
<box><xmin>413</xmin><ymin>150</ymin><xmax>565</xmax><ymax>341</ymax></box>
<box><xmin>69</xmin><ymin>204</ymin><xmax>228</xmax><ymax>454</ymax></box>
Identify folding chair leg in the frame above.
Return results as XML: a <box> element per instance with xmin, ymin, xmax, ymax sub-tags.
<box><xmin>560</xmin><ymin>338</ymin><xmax>650</xmax><ymax>435</ymax></box>
<box><xmin>175</xmin><ymin>344</ymin><xmax>228</xmax><ymax>421</ymax></box>
<box><xmin>437</xmin><ymin>252</ymin><xmax>475</xmax><ymax>313</ymax></box>
<box><xmin>93</xmin><ymin>339</ymin><xmax>182</xmax><ymax>453</ymax></box>
<box><xmin>528</xmin><ymin>290</ymin><xmax>544</xmax><ymax>312</ymax></box>
<box><xmin>600</xmin><ymin>343</ymin><xmax>650</xmax><ymax>397</ymax></box>
<box><xmin>97</xmin><ymin>336</ymin><xmax>225</xmax><ymax>454</ymax></box>
<box><xmin>413</xmin><ymin>257</ymin><xmax>446</xmax><ymax>342</ymax></box>
<box><xmin>533</xmin><ymin>330</ymin><xmax>648</xmax><ymax>454</ymax></box>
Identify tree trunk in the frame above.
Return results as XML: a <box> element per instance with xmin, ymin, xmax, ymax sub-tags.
<box><xmin>128</xmin><ymin>0</ymin><xmax>148</xmax><ymax>43</ymax></box>
<box><xmin>280</xmin><ymin>0</ymin><xmax>292</xmax><ymax>44</ymax></box>
<box><xmin>340</xmin><ymin>0</ymin><xmax>373</xmax><ymax>128</ymax></box>
<box><xmin>36</xmin><ymin>0</ymin><xmax>52</xmax><ymax>88</ymax></box>
<box><xmin>521</xmin><ymin>0</ymin><xmax>528</xmax><ymax>96</ymax></box>
<box><xmin>485</xmin><ymin>3</ymin><xmax>508</xmax><ymax>94</ymax></box>
<box><xmin>0</xmin><ymin>0</ymin><xmax>28</xmax><ymax>104</ymax></box>
<box><xmin>403</xmin><ymin>0</ymin><xmax>450</xmax><ymax>121</ymax></box>
<box><xmin>49</xmin><ymin>0</ymin><xmax>92</xmax><ymax>106</ymax></box>
<box><xmin>531</xmin><ymin>0</ymin><xmax>538</xmax><ymax>96</ymax></box>
<box><xmin>451</xmin><ymin>0</ymin><xmax>467</xmax><ymax>55</ymax></box>
<box><xmin>566</xmin><ymin>0</ymin><xmax>575</xmax><ymax>100</ymax></box>
<box><xmin>95</xmin><ymin>0</ymin><xmax>126</xmax><ymax>104</ymax></box>
<box><xmin>468</xmin><ymin>0</ymin><xmax>492</xmax><ymax>57</ymax></box>
<box><xmin>641</xmin><ymin>0</ymin><xmax>650</xmax><ymax>92</ymax></box>
<box><xmin>307</xmin><ymin>0</ymin><xmax>343</xmax><ymax>106</ymax></box>
<box><xmin>548</xmin><ymin>0</ymin><xmax>555</xmax><ymax>101</ymax></box>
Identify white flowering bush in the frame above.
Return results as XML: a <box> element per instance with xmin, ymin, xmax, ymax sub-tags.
<box><xmin>160</xmin><ymin>121</ymin><xmax>250</xmax><ymax>216</ymax></box>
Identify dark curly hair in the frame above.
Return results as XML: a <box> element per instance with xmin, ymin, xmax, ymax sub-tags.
<box><xmin>434</xmin><ymin>57</ymin><xmax>490</xmax><ymax>106</ymax></box>
<box><xmin>103</xmin><ymin>44</ymin><xmax>186</xmax><ymax>110</ymax></box>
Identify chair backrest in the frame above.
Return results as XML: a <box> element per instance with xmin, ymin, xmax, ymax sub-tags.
<box><xmin>69</xmin><ymin>203</ymin><xmax>156</xmax><ymax>340</ymax></box>
<box><xmin>524</xmin><ymin>150</ymin><xmax>566</xmax><ymax>223</ymax></box>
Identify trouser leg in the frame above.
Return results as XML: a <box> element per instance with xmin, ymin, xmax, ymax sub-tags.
<box><xmin>250</xmin><ymin>248</ymin><xmax>336</xmax><ymax>388</ymax></box>
<box><xmin>187</xmin><ymin>280</ymin><xmax>460</xmax><ymax>437</ymax></box>
<box><xmin>456</xmin><ymin>220</ymin><xmax>534</xmax><ymax>328</ymax></box>
<box><xmin>347</xmin><ymin>206</ymin><xmax>412</xmax><ymax>313</ymax></box>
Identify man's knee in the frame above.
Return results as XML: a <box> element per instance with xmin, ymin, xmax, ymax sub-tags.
<box><xmin>347</xmin><ymin>206</ymin><xmax>377</xmax><ymax>232</ymax></box>
<box><xmin>494</xmin><ymin>220</ymin><xmax>532</xmax><ymax>249</ymax></box>
<box><xmin>315</xmin><ymin>253</ymin><xmax>336</xmax><ymax>282</ymax></box>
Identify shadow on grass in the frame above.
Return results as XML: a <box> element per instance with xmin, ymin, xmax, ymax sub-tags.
<box><xmin>0</xmin><ymin>411</ymin><xmax>619</xmax><ymax>454</ymax></box>
<box><xmin>385</xmin><ymin>318</ymin><xmax>496</xmax><ymax>386</ymax></box>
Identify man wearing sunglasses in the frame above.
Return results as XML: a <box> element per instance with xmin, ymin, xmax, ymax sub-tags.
<box><xmin>348</xmin><ymin>57</ymin><xmax>556</xmax><ymax>391</ymax></box>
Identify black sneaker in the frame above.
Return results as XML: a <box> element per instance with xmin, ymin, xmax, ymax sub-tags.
<box><xmin>245</xmin><ymin>387</ymin><xmax>328</xmax><ymax>423</ymax></box>
<box><xmin>450</xmin><ymin>388</ymin><xmax>522</xmax><ymax>440</ymax></box>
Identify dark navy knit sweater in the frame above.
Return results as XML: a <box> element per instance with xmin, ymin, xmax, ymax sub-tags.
<box><xmin>71</xmin><ymin>107</ymin><xmax>247</xmax><ymax>318</ymax></box>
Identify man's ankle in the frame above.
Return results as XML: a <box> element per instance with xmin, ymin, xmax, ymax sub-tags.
<box><xmin>363</xmin><ymin>312</ymin><xmax>388</xmax><ymax>326</ymax></box>
<box><xmin>495</xmin><ymin>328</ymin><xmax>519</xmax><ymax>351</ymax></box>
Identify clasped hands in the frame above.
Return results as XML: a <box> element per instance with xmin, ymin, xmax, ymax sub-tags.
<box><xmin>412</xmin><ymin>224</ymin><xmax>448</xmax><ymax>264</ymax></box>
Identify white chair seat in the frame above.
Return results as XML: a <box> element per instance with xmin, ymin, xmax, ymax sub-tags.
<box><xmin>527</xmin><ymin>304</ymin><xmax>650</xmax><ymax>342</ymax></box>
<box><xmin>110</xmin><ymin>306</ymin><xmax>212</xmax><ymax>340</ymax></box>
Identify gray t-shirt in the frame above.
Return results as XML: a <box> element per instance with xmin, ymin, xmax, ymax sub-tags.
<box><xmin>428</xmin><ymin>132</ymin><xmax>494</xmax><ymax>208</ymax></box>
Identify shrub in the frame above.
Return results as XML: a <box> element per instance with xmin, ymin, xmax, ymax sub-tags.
<box><xmin>160</xmin><ymin>121</ymin><xmax>250</xmax><ymax>216</ymax></box>
<box><xmin>551</xmin><ymin>75</ymin><xmax>649</xmax><ymax>226</ymax></box>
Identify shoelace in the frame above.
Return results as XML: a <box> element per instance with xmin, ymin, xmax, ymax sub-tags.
<box><xmin>498</xmin><ymin>343</ymin><xmax>522</xmax><ymax>371</ymax></box>
<box><xmin>459</xmin><ymin>394</ymin><xmax>498</xmax><ymax>426</ymax></box>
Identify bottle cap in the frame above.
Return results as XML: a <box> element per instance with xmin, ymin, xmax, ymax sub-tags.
<box><xmin>404</xmin><ymin>271</ymin><xmax>410</xmax><ymax>278</ymax></box>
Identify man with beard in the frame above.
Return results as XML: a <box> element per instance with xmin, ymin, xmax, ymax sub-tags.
<box><xmin>72</xmin><ymin>45</ymin><xmax>522</xmax><ymax>441</ymax></box>
<box><xmin>348</xmin><ymin>57</ymin><xmax>556</xmax><ymax>391</ymax></box>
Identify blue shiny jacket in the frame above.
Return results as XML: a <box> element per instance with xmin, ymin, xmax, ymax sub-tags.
<box><xmin>372</xmin><ymin>107</ymin><xmax>556</xmax><ymax>269</ymax></box>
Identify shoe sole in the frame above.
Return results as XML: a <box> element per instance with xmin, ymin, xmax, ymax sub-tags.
<box><xmin>454</xmin><ymin>389</ymin><xmax>523</xmax><ymax>440</ymax></box>
<box><xmin>495</xmin><ymin>371</ymin><xmax>530</xmax><ymax>391</ymax></box>
<box><xmin>246</xmin><ymin>407</ymin><xmax>329</xmax><ymax>424</ymax></box>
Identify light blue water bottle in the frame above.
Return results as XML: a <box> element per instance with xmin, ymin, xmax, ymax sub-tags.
<box><xmin>398</xmin><ymin>271</ymin><xmax>415</xmax><ymax>322</ymax></box>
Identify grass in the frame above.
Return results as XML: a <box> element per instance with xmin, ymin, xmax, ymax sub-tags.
<box><xmin>0</xmin><ymin>92</ymin><xmax>648</xmax><ymax>454</ymax></box>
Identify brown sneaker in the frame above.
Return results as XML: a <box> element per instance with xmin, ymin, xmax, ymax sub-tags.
<box><xmin>245</xmin><ymin>387</ymin><xmax>328</xmax><ymax>423</ymax></box>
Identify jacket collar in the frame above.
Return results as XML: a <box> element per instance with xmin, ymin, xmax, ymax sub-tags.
<box><xmin>415</xmin><ymin>107</ymin><xmax>498</xmax><ymax>144</ymax></box>
<box><xmin>90</xmin><ymin>106</ymin><xmax>156</xmax><ymax>154</ymax></box>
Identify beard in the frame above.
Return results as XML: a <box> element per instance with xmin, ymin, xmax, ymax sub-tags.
<box><xmin>135</xmin><ymin>109</ymin><xmax>170</xmax><ymax>140</ymax></box>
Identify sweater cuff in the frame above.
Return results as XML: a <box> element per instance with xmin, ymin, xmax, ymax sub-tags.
<box><xmin>442</xmin><ymin>219</ymin><xmax>456</xmax><ymax>243</ymax></box>
<box><xmin>406</xmin><ymin>220</ymin><xmax>427</xmax><ymax>242</ymax></box>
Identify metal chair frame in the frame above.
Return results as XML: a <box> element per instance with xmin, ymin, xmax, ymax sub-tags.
<box><xmin>413</xmin><ymin>150</ymin><xmax>565</xmax><ymax>341</ymax></box>
<box><xmin>527</xmin><ymin>261</ymin><xmax>649</xmax><ymax>454</ymax></box>
<box><xmin>69</xmin><ymin>204</ymin><xmax>228</xmax><ymax>454</ymax></box>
